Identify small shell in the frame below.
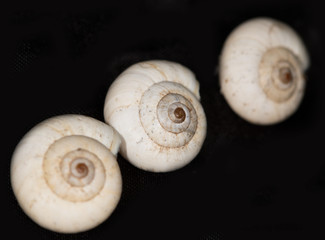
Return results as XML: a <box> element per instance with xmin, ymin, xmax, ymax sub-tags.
<box><xmin>219</xmin><ymin>17</ymin><xmax>309</xmax><ymax>125</ymax></box>
<box><xmin>104</xmin><ymin>60</ymin><xmax>207</xmax><ymax>172</ymax></box>
<box><xmin>10</xmin><ymin>114</ymin><xmax>122</xmax><ymax>233</ymax></box>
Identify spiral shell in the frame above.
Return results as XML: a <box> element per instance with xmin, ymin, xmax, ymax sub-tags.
<box><xmin>104</xmin><ymin>60</ymin><xmax>207</xmax><ymax>172</ymax></box>
<box><xmin>10</xmin><ymin>115</ymin><xmax>122</xmax><ymax>233</ymax></box>
<box><xmin>219</xmin><ymin>17</ymin><xmax>309</xmax><ymax>125</ymax></box>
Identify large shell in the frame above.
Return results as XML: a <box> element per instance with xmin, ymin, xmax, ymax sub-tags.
<box><xmin>104</xmin><ymin>60</ymin><xmax>207</xmax><ymax>172</ymax></box>
<box><xmin>219</xmin><ymin>17</ymin><xmax>309</xmax><ymax>125</ymax></box>
<box><xmin>10</xmin><ymin>114</ymin><xmax>122</xmax><ymax>233</ymax></box>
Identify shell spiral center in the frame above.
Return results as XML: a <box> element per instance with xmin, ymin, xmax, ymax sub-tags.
<box><xmin>139</xmin><ymin>81</ymin><xmax>198</xmax><ymax>148</ymax></box>
<box><xmin>60</xmin><ymin>149</ymin><xmax>97</xmax><ymax>187</ymax></box>
<box><xmin>43</xmin><ymin>136</ymin><xmax>106</xmax><ymax>202</ymax></box>
<box><xmin>172</xmin><ymin>107</ymin><xmax>186</xmax><ymax>122</ymax></box>
<box><xmin>259</xmin><ymin>47</ymin><xmax>303</xmax><ymax>102</ymax></box>
<box><xmin>157</xmin><ymin>94</ymin><xmax>193</xmax><ymax>134</ymax></box>
<box><xmin>279</xmin><ymin>67</ymin><xmax>293</xmax><ymax>84</ymax></box>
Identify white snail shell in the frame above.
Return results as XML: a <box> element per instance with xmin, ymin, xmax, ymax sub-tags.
<box><xmin>10</xmin><ymin>114</ymin><xmax>122</xmax><ymax>233</ymax></box>
<box><xmin>219</xmin><ymin>17</ymin><xmax>310</xmax><ymax>125</ymax></box>
<box><xmin>104</xmin><ymin>60</ymin><xmax>207</xmax><ymax>172</ymax></box>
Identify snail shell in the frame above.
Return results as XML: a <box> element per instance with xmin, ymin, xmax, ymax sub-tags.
<box><xmin>10</xmin><ymin>114</ymin><xmax>122</xmax><ymax>233</ymax></box>
<box><xmin>104</xmin><ymin>60</ymin><xmax>207</xmax><ymax>172</ymax></box>
<box><xmin>219</xmin><ymin>17</ymin><xmax>310</xmax><ymax>125</ymax></box>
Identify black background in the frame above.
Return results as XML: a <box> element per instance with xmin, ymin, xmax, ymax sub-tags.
<box><xmin>5</xmin><ymin>0</ymin><xmax>325</xmax><ymax>239</ymax></box>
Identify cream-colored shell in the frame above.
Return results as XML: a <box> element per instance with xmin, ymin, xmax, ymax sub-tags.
<box><xmin>104</xmin><ymin>60</ymin><xmax>207</xmax><ymax>172</ymax></box>
<box><xmin>10</xmin><ymin>114</ymin><xmax>122</xmax><ymax>233</ymax></box>
<box><xmin>219</xmin><ymin>17</ymin><xmax>309</xmax><ymax>125</ymax></box>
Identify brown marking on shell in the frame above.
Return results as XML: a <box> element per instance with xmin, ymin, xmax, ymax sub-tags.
<box><xmin>43</xmin><ymin>136</ymin><xmax>107</xmax><ymax>202</ymax></box>
<box><xmin>268</xmin><ymin>24</ymin><xmax>276</xmax><ymax>35</ymax></box>
<box><xmin>259</xmin><ymin>47</ymin><xmax>301</xmax><ymax>103</ymax></box>
<box><xmin>279</xmin><ymin>67</ymin><xmax>293</xmax><ymax>84</ymax></box>
<box><xmin>142</xmin><ymin>62</ymin><xmax>168</xmax><ymax>80</ymax></box>
<box><xmin>172</xmin><ymin>107</ymin><xmax>186</xmax><ymax>123</ymax></box>
<box><xmin>75</xmin><ymin>163</ymin><xmax>89</xmax><ymax>177</ymax></box>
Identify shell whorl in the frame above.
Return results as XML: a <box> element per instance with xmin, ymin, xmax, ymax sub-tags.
<box><xmin>220</xmin><ymin>18</ymin><xmax>309</xmax><ymax>125</ymax></box>
<box><xmin>43</xmin><ymin>135</ymin><xmax>108</xmax><ymax>202</ymax></box>
<box><xmin>10</xmin><ymin>114</ymin><xmax>122</xmax><ymax>233</ymax></box>
<box><xmin>104</xmin><ymin>60</ymin><xmax>207</xmax><ymax>172</ymax></box>
<box><xmin>259</xmin><ymin>46</ymin><xmax>303</xmax><ymax>103</ymax></box>
<box><xmin>139</xmin><ymin>81</ymin><xmax>198</xmax><ymax>148</ymax></box>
